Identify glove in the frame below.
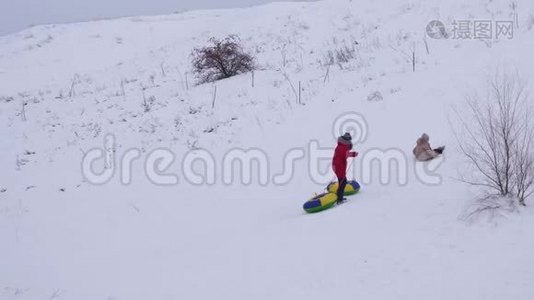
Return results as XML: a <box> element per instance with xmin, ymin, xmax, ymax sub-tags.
<box><xmin>350</xmin><ymin>152</ymin><xmax>358</xmax><ymax>158</ymax></box>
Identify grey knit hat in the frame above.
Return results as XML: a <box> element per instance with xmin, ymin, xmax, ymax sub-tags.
<box><xmin>341</xmin><ymin>132</ymin><xmax>352</xmax><ymax>141</ymax></box>
<box><xmin>338</xmin><ymin>132</ymin><xmax>353</xmax><ymax>146</ymax></box>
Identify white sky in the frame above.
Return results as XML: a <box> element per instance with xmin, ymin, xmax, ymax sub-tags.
<box><xmin>0</xmin><ymin>0</ymin><xmax>313</xmax><ymax>36</ymax></box>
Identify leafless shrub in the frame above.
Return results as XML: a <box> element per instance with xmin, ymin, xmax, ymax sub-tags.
<box><xmin>278</xmin><ymin>70</ymin><xmax>298</xmax><ymax>107</ymax></box>
<box><xmin>140</xmin><ymin>85</ymin><xmax>155</xmax><ymax>112</ymax></box>
<box><xmin>211</xmin><ymin>85</ymin><xmax>217</xmax><ymax>109</ymax></box>
<box><xmin>280</xmin><ymin>45</ymin><xmax>288</xmax><ymax>67</ymax></box>
<box><xmin>367</xmin><ymin>91</ymin><xmax>384</xmax><ymax>102</ymax></box>
<box><xmin>120</xmin><ymin>78</ymin><xmax>126</xmax><ymax>98</ymax></box>
<box><xmin>68</xmin><ymin>74</ymin><xmax>81</xmax><ymax>98</ymax></box>
<box><xmin>191</xmin><ymin>35</ymin><xmax>255</xmax><ymax>84</ymax></box>
<box><xmin>389</xmin><ymin>41</ymin><xmax>417</xmax><ymax>72</ymax></box>
<box><xmin>1</xmin><ymin>96</ymin><xmax>14</xmax><ymax>103</ymax></box>
<box><xmin>160</xmin><ymin>62</ymin><xmax>167</xmax><ymax>77</ymax></box>
<box><xmin>452</xmin><ymin>69</ymin><xmax>534</xmax><ymax>211</ymax></box>
<box><xmin>510</xmin><ymin>1</ymin><xmax>519</xmax><ymax>29</ymax></box>
<box><xmin>321</xmin><ymin>43</ymin><xmax>358</xmax><ymax>68</ymax></box>
<box><xmin>189</xmin><ymin>106</ymin><xmax>201</xmax><ymax>115</ymax></box>
<box><xmin>460</xmin><ymin>194</ymin><xmax>518</xmax><ymax>224</ymax></box>
<box><xmin>174</xmin><ymin>116</ymin><xmax>183</xmax><ymax>132</ymax></box>
<box><xmin>20</xmin><ymin>100</ymin><xmax>27</xmax><ymax>121</ymax></box>
<box><xmin>149</xmin><ymin>74</ymin><xmax>156</xmax><ymax>87</ymax></box>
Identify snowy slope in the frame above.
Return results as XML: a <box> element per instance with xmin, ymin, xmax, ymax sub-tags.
<box><xmin>1</xmin><ymin>0</ymin><xmax>534</xmax><ymax>299</ymax></box>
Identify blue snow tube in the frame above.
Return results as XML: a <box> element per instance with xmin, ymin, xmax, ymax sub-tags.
<box><xmin>303</xmin><ymin>193</ymin><xmax>338</xmax><ymax>213</ymax></box>
<box><xmin>327</xmin><ymin>180</ymin><xmax>361</xmax><ymax>195</ymax></box>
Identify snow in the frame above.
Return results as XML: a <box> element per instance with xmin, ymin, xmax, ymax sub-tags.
<box><xmin>1</xmin><ymin>0</ymin><xmax>534</xmax><ymax>299</ymax></box>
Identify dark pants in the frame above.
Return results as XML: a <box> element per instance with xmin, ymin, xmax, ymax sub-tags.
<box><xmin>337</xmin><ymin>177</ymin><xmax>347</xmax><ymax>201</ymax></box>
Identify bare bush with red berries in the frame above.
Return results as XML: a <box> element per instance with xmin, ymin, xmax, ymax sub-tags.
<box><xmin>191</xmin><ymin>35</ymin><xmax>255</xmax><ymax>84</ymax></box>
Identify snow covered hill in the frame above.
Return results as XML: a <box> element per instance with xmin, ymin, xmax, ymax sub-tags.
<box><xmin>1</xmin><ymin>0</ymin><xmax>534</xmax><ymax>299</ymax></box>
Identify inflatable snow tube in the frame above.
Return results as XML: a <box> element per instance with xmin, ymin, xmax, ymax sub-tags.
<box><xmin>327</xmin><ymin>180</ymin><xmax>361</xmax><ymax>196</ymax></box>
<box><xmin>303</xmin><ymin>193</ymin><xmax>338</xmax><ymax>213</ymax></box>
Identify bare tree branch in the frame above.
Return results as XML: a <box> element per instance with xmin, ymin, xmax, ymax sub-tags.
<box><xmin>451</xmin><ymin>68</ymin><xmax>534</xmax><ymax>212</ymax></box>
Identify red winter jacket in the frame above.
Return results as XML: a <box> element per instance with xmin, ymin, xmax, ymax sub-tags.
<box><xmin>332</xmin><ymin>140</ymin><xmax>357</xmax><ymax>178</ymax></box>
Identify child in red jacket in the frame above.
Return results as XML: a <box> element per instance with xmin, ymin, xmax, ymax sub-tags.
<box><xmin>332</xmin><ymin>133</ymin><xmax>358</xmax><ymax>203</ymax></box>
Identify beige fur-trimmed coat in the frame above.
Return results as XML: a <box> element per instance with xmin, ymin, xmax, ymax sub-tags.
<box><xmin>413</xmin><ymin>133</ymin><xmax>439</xmax><ymax>161</ymax></box>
